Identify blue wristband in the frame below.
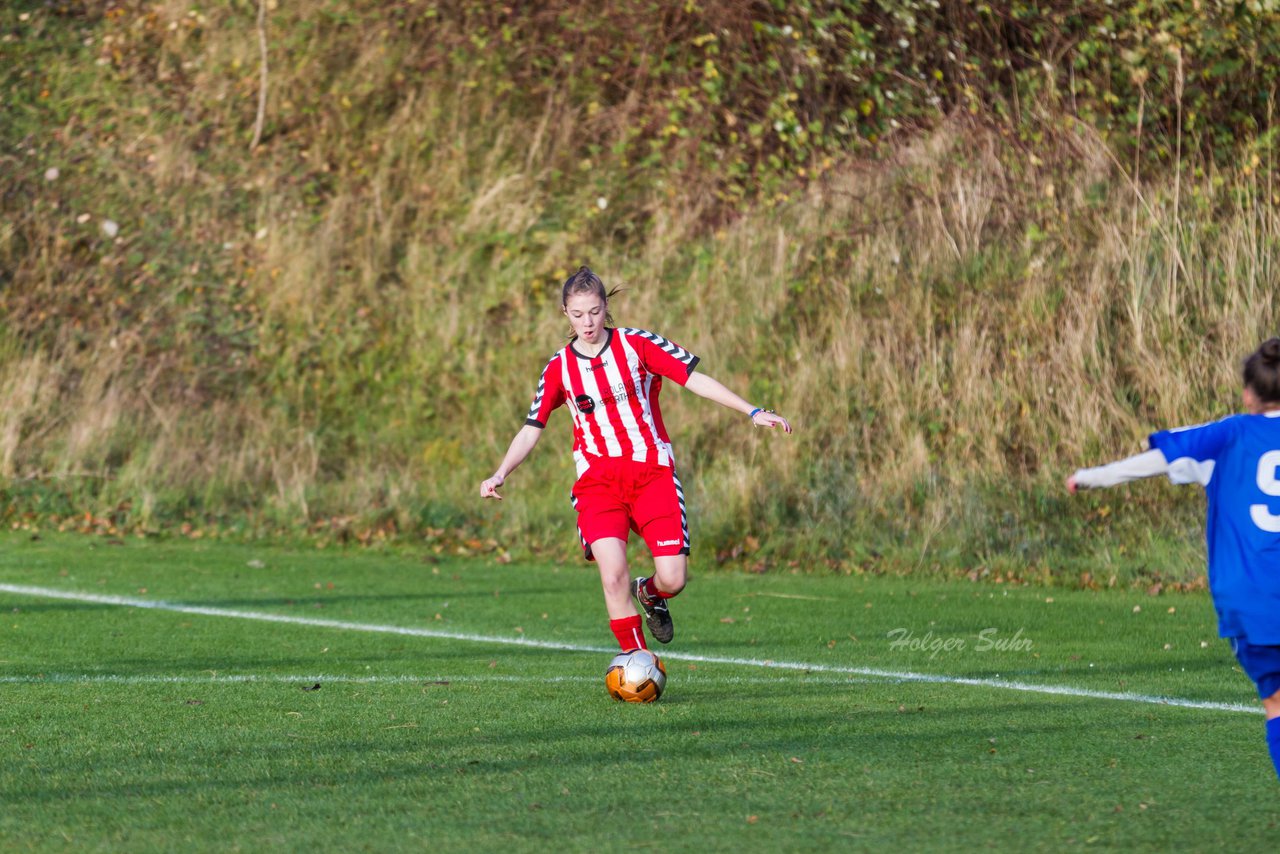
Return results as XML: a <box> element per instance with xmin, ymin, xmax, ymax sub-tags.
<box><xmin>749</xmin><ymin>407</ymin><xmax>763</xmax><ymax>419</ymax></box>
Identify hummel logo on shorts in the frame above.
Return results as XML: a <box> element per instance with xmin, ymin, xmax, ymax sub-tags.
<box><xmin>656</xmin><ymin>539</ymin><xmax>680</xmax><ymax>547</ymax></box>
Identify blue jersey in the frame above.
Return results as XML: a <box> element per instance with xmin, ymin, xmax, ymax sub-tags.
<box><xmin>1149</xmin><ymin>412</ymin><xmax>1280</xmax><ymax>643</ymax></box>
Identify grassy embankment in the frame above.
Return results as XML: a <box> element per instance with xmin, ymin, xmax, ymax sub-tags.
<box><xmin>3</xmin><ymin>1</ymin><xmax>1280</xmax><ymax>584</ymax></box>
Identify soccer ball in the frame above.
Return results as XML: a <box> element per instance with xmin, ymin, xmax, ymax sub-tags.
<box><xmin>604</xmin><ymin>649</ymin><xmax>667</xmax><ymax>703</ymax></box>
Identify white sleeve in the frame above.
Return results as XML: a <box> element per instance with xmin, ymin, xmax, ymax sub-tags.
<box><xmin>1072</xmin><ymin>449</ymin><xmax>1169</xmax><ymax>489</ymax></box>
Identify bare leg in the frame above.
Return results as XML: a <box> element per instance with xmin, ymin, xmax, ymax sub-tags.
<box><xmin>649</xmin><ymin>553</ymin><xmax>688</xmax><ymax>596</ymax></box>
<box><xmin>1263</xmin><ymin>688</ymin><xmax>1280</xmax><ymax>781</ymax></box>
<box><xmin>591</xmin><ymin>537</ymin><xmax>636</xmax><ymax>620</ymax></box>
<box><xmin>1263</xmin><ymin>688</ymin><xmax>1280</xmax><ymax>720</ymax></box>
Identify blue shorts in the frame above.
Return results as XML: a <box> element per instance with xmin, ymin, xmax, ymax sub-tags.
<box><xmin>1230</xmin><ymin>637</ymin><xmax>1280</xmax><ymax>699</ymax></box>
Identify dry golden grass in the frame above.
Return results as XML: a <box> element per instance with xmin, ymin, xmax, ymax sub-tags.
<box><xmin>3</xmin><ymin>3</ymin><xmax>1278</xmax><ymax>573</ymax></box>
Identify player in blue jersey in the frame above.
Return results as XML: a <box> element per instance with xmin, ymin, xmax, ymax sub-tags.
<box><xmin>1068</xmin><ymin>337</ymin><xmax>1280</xmax><ymax>781</ymax></box>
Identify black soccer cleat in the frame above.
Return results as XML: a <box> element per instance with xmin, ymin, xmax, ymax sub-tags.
<box><xmin>632</xmin><ymin>577</ymin><xmax>674</xmax><ymax>644</ymax></box>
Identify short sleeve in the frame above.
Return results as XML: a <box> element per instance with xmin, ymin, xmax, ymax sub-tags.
<box><xmin>524</xmin><ymin>353</ymin><xmax>566</xmax><ymax>428</ymax></box>
<box><xmin>1148</xmin><ymin>417</ymin><xmax>1239</xmax><ymax>486</ymax></box>
<box><xmin>623</xmin><ymin>329</ymin><xmax>699</xmax><ymax>386</ymax></box>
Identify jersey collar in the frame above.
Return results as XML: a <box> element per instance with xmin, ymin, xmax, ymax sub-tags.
<box><xmin>569</xmin><ymin>327</ymin><xmax>613</xmax><ymax>360</ymax></box>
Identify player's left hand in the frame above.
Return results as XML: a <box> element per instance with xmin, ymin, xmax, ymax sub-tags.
<box><xmin>752</xmin><ymin>410</ymin><xmax>792</xmax><ymax>434</ymax></box>
<box><xmin>1066</xmin><ymin>474</ymin><xmax>1078</xmax><ymax>494</ymax></box>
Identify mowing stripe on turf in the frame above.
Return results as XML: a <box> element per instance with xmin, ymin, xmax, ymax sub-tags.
<box><xmin>0</xmin><ymin>673</ymin><xmax>876</xmax><ymax>686</ymax></box>
<box><xmin>0</xmin><ymin>673</ymin><xmax>600</xmax><ymax>685</ymax></box>
<box><xmin>0</xmin><ymin>583</ymin><xmax>1259</xmax><ymax>714</ymax></box>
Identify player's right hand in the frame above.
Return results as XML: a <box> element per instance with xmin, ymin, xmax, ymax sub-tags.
<box><xmin>1066</xmin><ymin>474</ymin><xmax>1078</xmax><ymax>494</ymax></box>
<box><xmin>480</xmin><ymin>474</ymin><xmax>505</xmax><ymax>500</ymax></box>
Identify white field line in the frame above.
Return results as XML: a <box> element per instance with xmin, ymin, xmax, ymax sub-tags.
<box><xmin>0</xmin><ymin>583</ymin><xmax>1259</xmax><ymax>715</ymax></box>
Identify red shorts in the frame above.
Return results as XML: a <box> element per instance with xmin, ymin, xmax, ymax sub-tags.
<box><xmin>570</xmin><ymin>456</ymin><xmax>689</xmax><ymax>561</ymax></box>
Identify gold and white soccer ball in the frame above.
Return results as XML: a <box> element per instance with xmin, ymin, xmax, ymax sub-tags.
<box><xmin>604</xmin><ymin>649</ymin><xmax>667</xmax><ymax>703</ymax></box>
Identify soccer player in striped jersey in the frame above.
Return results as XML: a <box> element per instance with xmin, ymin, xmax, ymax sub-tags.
<box><xmin>1068</xmin><ymin>337</ymin><xmax>1280</xmax><ymax>781</ymax></box>
<box><xmin>480</xmin><ymin>266</ymin><xmax>791</xmax><ymax>652</ymax></box>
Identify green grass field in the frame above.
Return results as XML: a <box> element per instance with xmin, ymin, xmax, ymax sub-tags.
<box><xmin>1</xmin><ymin>531</ymin><xmax>1275</xmax><ymax>851</ymax></box>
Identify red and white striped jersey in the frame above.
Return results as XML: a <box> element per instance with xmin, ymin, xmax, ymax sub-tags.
<box><xmin>525</xmin><ymin>328</ymin><xmax>699</xmax><ymax>475</ymax></box>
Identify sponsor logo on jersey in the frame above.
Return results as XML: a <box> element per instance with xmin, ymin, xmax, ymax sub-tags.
<box><xmin>586</xmin><ymin>360</ymin><xmax>610</xmax><ymax>372</ymax></box>
<box><xmin>574</xmin><ymin>393</ymin><xmax>595</xmax><ymax>414</ymax></box>
<box><xmin>603</xmin><ymin>381</ymin><xmax>636</xmax><ymax>405</ymax></box>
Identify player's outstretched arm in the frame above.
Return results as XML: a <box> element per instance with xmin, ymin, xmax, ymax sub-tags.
<box><xmin>480</xmin><ymin>424</ymin><xmax>544</xmax><ymax>500</ymax></box>
<box><xmin>683</xmin><ymin>371</ymin><xmax>792</xmax><ymax>433</ymax></box>
<box><xmin>1067</xmin><ymin>448</ymin><xmax>1168</xmax><ymax>494</ymax></box>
